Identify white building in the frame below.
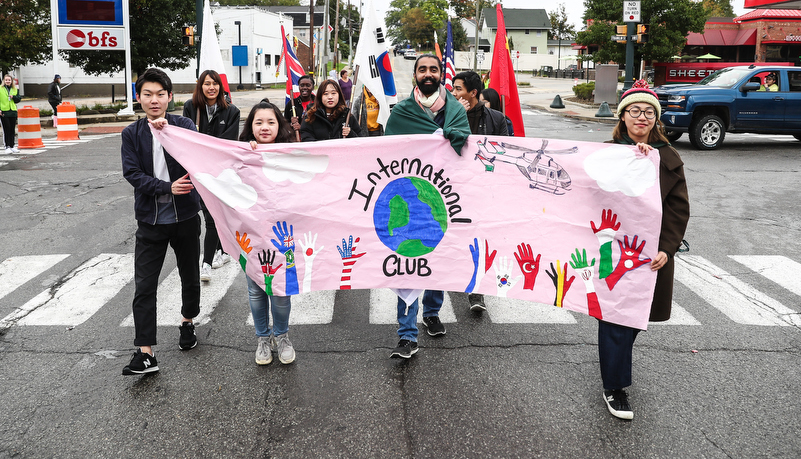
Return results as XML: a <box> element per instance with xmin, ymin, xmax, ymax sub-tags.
<box><xmin>18</xmin><ymin>6</ymin><xmax>293</xmax><ymax>98</ymax></box>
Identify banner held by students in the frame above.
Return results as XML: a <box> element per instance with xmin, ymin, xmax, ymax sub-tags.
<box><xmin>352</xmin><ymin>0</ymin><xmax>397</xmax><ymax>129</ymax></box>
<box><xmin>199</xmin><ymin>0</ymin><xmax>232</xmax><ymax>99</ymax></box>
<box><xmin>152</xmin><ymin>126</ymin><xmax>664</xmax><ymax>331</ymax></box>
<box><xmin>489</xmin><ymin>5</ymin><xmax>524</xmax><ymax>137</ymax></box>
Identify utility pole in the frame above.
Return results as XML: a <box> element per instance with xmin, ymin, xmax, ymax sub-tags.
<box><xmin>347</xmin><ymin>0</ymin><xmax>353</xmax><ymax>69</ymax></box>
<box><xmin>473</xmin><ymin>0</ymin><xmax>481</xmax><ymax>71</ymax></box>
<box><xmin>309</xmin><ymin>1</ymin><xmax>315</xmax><ymax>74</ymax></box>
<box><xmin>334</xmin><ymin>0</ymin><xmax>340</xmax><ymax>71</ymax></box>
<box><xmin>323</xmin><ymin>0</ymin><xmax>330</xmax><ymax>77</ymax></box>
<box><xmin>196</xmin><ymin>0</ymin><xmax>202</xmax><ymax>78</ymax></box>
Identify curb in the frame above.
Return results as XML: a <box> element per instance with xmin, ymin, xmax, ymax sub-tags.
<box><xmin>527</xmin><ymin>104</ymin><xmax>619</xmax><ymax>124</ymax></box>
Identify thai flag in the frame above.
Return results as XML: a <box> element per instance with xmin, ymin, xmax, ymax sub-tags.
<box><xmin>279</xmin><ymin>25</ymin><xmax>306</xmax><ymax>105</ymax></box>
<box><xmin>443</xmin><ymin>21</ymin><xmax>455</xmax><ymax>90</ymax></box>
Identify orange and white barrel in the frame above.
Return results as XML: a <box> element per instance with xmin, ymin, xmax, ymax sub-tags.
<box><xmin>56</xmin><ymin>102</ymin><xmax>80</xmax><ymax>141</ymax></box>
<box><xmin>17</xmin><ymin>106</ymin><xmax>45</xmax><ymax>149</ymax></box>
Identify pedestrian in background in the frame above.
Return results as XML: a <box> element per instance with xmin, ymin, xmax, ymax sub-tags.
<box><xmin>0</xmin><ymin>74</ymin><xmax>21</xmax><ymax>154</ymax></box>
<box><xmin>352</xmin><ymin>86</ymin><xmax>383</xmax><ymax>136</ymax></box>
<box><xmin>47</xmin><ymin>74</ymin><xmax>62</xmax><ymax>118</ymax></box>
<box><xmin>599</xmin><ymin>80</ymin><xmax>689</xmax><ymax>419</ymax></box>
<box><xmin>120</xmin><ymin>68</ymin><xmax>202</xmax><ymax>375</ymax></box>
<box><xmin>300</xmin><ymin>79</ymin><xmax>362</xmax><ymax>141</ymax></box>
<box><xmin>183</xmin><ymin>69</ymin><xmax>240</xmax><ymax>283</ymax></box>
<box><xmin>238</xmin><ymin>100</ymin><xmax>298</xmax><ymax>365</ymax></box>
<box><xmin>338</xmin><ymin>69</ymin><xmax>353</xmax><ymax>107</ymax></box>
<box><xmin>284</xmin><ymin>74</ymin><xmax>315</xmax><ymax>138</ymax></box>
<box><xmin>480</xmin><ymin>88</ymin><xmax>514</xmax><ymax>136</ymax></box>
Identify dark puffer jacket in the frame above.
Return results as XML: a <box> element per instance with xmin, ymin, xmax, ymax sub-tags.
<box><xmin>182</xmin><ymin>100</ymin><xmax>241</xmax><ymax>141</ymax></box>
<box><xmin>300</xmin><ymin>106</ymin><xmax>363</xmax><ymax>141</ymax></box>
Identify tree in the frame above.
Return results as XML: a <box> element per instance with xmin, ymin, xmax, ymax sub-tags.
<box><xmin>421</xmin><ymin>0</ymin><xmax>449</xmax><ymax>30</ymax></box>
<box><xmin>386</xmin><ymin>0</ymin><xmax>446</xmax><ymax>45</ymax></box>
<box><xmin>62</xmin><ymin>0</ymin><xmax>197</xmax><ymax>77</ymax></box>
<box><xmin>401</xmin><ymin>8</ymin><xmax>434</xmax><ymax>49</ymax></box>
<box><xmin>0</xmin><ymin>0</ymin><xmax>51</xmax><ymax>76</ymax></box>
<box><xmin>704</xmin><ymin>0</ymin><xmax>735</xmax><ymax>18</ymax></box>
<box><xmin>218</xmin><ymin>0</ymin><xmax>299</xmax><ymax>4</ymax></box>
<box><xmin>576</xmin><ymin>0</ymin><xmax>706</xmax><ymax>64</ymax></box>
<box><xmin>450</xmin><ymin>0</ymin><xmax>498</xmax><ymax>21</ymax></box>
<box><xmin>386</xmin><ymin>0</ymin><xmax>419</xmax><ymax>44</ymax></box>
<box><xmin>549</xmin><ymin>4</ymin><xmax>576</xmax><ymax>41</ymax></box>
<box><xmin>437</xmin><ymin>19</ymin><xmax>470</xmax><ymax>51</ymax></box>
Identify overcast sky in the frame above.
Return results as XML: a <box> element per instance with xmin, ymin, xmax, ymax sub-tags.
<box><xmin>367</xmin><ymin>0</ymin><xmax>751</xmax><ymax>31</ymax></box>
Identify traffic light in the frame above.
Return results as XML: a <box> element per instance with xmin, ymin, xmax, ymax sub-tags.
<box><xmin>616</xmin><ymin>25</ymin><xmax>627</xmax><ymax>35</ymax></box>
<box><xmin>636</xmin><ymin>24</ymin><xmax>649</xmax><ymax>44</ymax></box>
<box><xmin>182</xmin><ymin>26</ymin><xmax>194</xmax><ymax>46</ymax></box>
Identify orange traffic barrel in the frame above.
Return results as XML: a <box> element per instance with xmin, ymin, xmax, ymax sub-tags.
<box><xmin>56</xmin><ymin>102</ymin><xmax>80</xmax><ymax>141</ymax></box>
<box><xmin>17</xmin><ymin>106</ymin><xmax>45</xmax><ymax>149</ymax></box>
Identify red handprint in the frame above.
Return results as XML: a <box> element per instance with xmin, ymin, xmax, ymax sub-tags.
<box><xmin>605</xmin><ymin>235</ymin><xmax>651</xmax><ymax>290</ymax></box>
<box><xmin>590</xmin><ymin>209</ymin><xmax>621</xmax><ymax>235</ymax></box>
<box><xmin>514</xmin><ymin>242</ymin><xmax>541</xmax><ymax>290</ymax></box>
<box><xmin>484</xmin><ymin>240</ymin><xmax>497</xmax><ymax>274</ymax></box>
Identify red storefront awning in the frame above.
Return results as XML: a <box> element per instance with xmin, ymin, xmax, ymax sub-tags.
<box><xmin>733</xmin><ymin>28</ymin><xmax>757</xmax><ymax>45</ymax></box>
<box><xmin>686</xmin><ymin>28</ymin><xmax>757</xmax><ymax>46</ymax></box>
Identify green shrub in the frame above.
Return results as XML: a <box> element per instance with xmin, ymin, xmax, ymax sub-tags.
<box><xmin>572</xmin><ymin>82</ymin><xmax>595</xmax><ymax>100</ymax></box>
<box><xmin>39</xmin><ymin>108</ymin><xmax>53</xmax><ymax>116</ymax></box>
<box><xmin>174</xmin><ymin>100</ymin><xmax>185</xmax><ymax>107</ymax></box>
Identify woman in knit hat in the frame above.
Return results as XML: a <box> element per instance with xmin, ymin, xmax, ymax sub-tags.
<box><xmin>599</xmin><ymin>80</ymin><xmax>690</xmax><ymax>420</ymax></box>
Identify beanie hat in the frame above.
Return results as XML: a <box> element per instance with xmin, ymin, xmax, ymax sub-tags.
<box><xmin>616</xmin><ymin>79</ymin><xmax>660</xmax><ymax>118</ymax></box>
<box><xmin>54</xmin><ymin>74</ymin><xmax>61</xmax><ymax>79</ymax></box>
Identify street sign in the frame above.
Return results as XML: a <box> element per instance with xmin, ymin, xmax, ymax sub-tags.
<box><xmin>58</xmin><ymin>27</ymin><xmax>124</xmax><ymax>50</ymax></box>
<box><xmin>511</xmin><ymin>50</ymin><xmax>520</xmax><ymax>59</ymax></box>
<box><xmin>623</xmin><ymin>1</ymin><xmax>641</xmax><ymax>22</ymax></box>
<box><xmin>57</xmin><ymin>0</ymin><xmax>123</xmax><ymax>27</ymax></box>
<box><xmin>611</xmin><ymin>34</ymin><xmax>628</xmax><ymax>42</ymax></box>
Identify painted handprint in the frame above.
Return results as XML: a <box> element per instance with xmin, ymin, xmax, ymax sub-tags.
<box><xmin>492</xmin><ymin>256</ymin><xmax>522</xmax><ymax>298</ymax></box>
<box><xmin>466</xmin><ymin>238</ymin><xmax>481</xmax><ymax>292</ymax></box>
<box><xmin>298</xmin><ymin>232</ymin><xmax>324</xmax><ymax>293</ymax></box>
<box><xmin>270</xmin><ymin>221</ymin><xmax>299</xmax><ymax>295</ymax></box>
<box><xmin>514</xmin><ymin>242</ymin><xmax>541</xmax><ymax>290</ymax></box>
<box><xmin>605</xmin><ymin>235</ymin><xmax>651</xmax><ymax>290</ymax></box>
<box><xmin>257</xmin><ymin>249</ymin><xmax>283</xmax><ymax>296</ymax></box>
<box><xmin>337</xmin><ymin>235</ymin><xmax>366</xmax><ymax>290</ymax></box>
<box><xmin>546</xmin><ymin>261</ymin><xmax>575</xmax><ymax>308</ymax></box>
<box><xmin>569</xmin><ymin>248</ymin><xmax>602</xmax><ymax>319</ymax></box>
<box><xmin>236</xmin><ymin>230</ymin><xmax>253</xmax><ymax>272</ymax></box>
<box><xmin>591</xmin><ymin>209</ymin><xmax>621</xmax><ymax>279</ymax></box>
<box><xmin>465</xmin><ymin>238</ymin><xmax>497</xmax><ymax>292</ymax></box>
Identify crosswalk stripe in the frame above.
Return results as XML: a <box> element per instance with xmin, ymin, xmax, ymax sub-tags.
<box><xmin>485</xmin><ymin>296</ymin><xmax>577</xmax><ymax>323</ymax></box>
<box><xmin>651</xmin><ymin>302</ymin><xmax>701</xmax><ymax>326</ymax></box>
<box><xmin>0</xmin><ymin>254</ymin><xmax>70</xmax><ymax>301</ymax></box>
<box><xmin>120</xmin><ymin>259</ymin><xmax>241</xmax><ymax>327</ymax></box>
<box><xmin>675</xmin><ymin>255</ymin><xmax>796</xmax><ymax>326</ymax></box>
<box><xmin>3</xmin><ymin>254</ymin><xmax>133</xmax><ymax>329</ymax></box>
<box><xmin>369</xmin><ymin>289</ymin><xmax>457</xmax><ymax>324</ymax></box>
<box><xmin>729</xmin><ymin>255</ymin><xmax>801</xmax><ymax>297</ymax></box>
<box><xmin>245</xmin><ymin>290</ymin><xmax>337</xmax><ymax>326</ymax></box>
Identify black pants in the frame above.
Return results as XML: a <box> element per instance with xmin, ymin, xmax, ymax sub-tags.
<box><xmin>132</xmin><ymin>215</ymin><xmax>201</xmax><ymax>346</ymax></box>
<box><xmin>1</xmin><ymin>115</ymin><xmax>16</xmax><ymax>148</ymax></box>
<box><xmin>201</xmin><ymin>207</ymin><xmax>222</xmax><ymax>265</ymax></box>
<box><xmin>598</xmin><ymin>319</ymin><xmax>640</xmax><ymax>390</ymax></box>
<box><xmin>49</xmin><ymin>102</ymin><xmax>59</xmax><ymax>116</ymax></box>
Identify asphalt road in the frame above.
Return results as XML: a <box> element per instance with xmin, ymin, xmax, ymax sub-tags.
<box><xmin>0</xmin><ymin>87</ymin><xmax>799</xmax><ymax>458</ymax></box>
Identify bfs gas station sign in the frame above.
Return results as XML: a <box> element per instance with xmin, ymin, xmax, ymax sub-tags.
<box><xmin>56</xmin><ymin>0</ymin><xmax>127</xmax><ymax>50</ymax></box>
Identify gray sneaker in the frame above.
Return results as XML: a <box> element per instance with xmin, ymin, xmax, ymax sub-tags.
<box><xmin>255</xmin><ymin>336</ymin><xmax>272</xmax><ymax>365</ymax></box>
<box><xmin>272</xmin><ymin>333</ymin><xmax>296</xmax><ymax>364</ymax></box>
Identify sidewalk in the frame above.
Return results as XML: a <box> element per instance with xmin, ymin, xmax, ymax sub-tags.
<box><xmin>23</xmin><ymin>74</ymin><xmax>617</xmax><ymax>139</ymax></box>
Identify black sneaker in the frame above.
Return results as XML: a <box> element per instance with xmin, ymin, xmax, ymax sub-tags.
<box><xmin>390</xmin><ymin>339</ymin><xmax>419</xmax><ymax>359</ymax></box>
<box><xmin>468</xmin><ymin>293</ymin><xmax>486</xmax><ymax>312</ymax></box>
<box><xmin>179</xmin><ymin>321</ymin><xmax>197</xmax><ymax>350</ymax></box>
<box><xmin>603</xmin><ymin>389</ymin><xmax>634</xmax><ymax>420</ymax></box>
<box><xmin>422</xmin><ymin>316</ymin><xmax>446</xmax><ymax>336</ymax></box>
<box><xmin>122</xmin><ymin>349</ymin><xmax>159</xmax><ymax>375</ymax></box>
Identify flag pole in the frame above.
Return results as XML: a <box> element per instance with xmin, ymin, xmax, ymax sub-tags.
<box><xmin>343</xmin><ymin>65</ymin><xmax>360</xmax><ymax>128</ymax></box>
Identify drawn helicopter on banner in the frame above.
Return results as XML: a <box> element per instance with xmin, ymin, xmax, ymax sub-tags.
<box><xmin>473</xmin><ymin>139</ymin><xmax>578</xmax><ymax>195</ymax></box>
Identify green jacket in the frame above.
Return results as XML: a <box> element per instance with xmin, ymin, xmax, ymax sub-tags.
<box><xmin>384</xmin><ymin>89</ymin><xmax>471</xmax><ymax>155</ymax></box>
<box><xmin>0</xmin><ymin>85</ymin><xmax>18</xmax><ymax>113</ymax></box>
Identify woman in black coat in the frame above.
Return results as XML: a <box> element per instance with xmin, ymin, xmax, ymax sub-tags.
<box><xmin>182</xmin><ymin>70</ymin><xmax>241</xmax><ymax>282</ymax></box>
<box><xmin>300</xmin><ymin>79</ymin><xmax>362</xmax><ymax>141</ymax></box>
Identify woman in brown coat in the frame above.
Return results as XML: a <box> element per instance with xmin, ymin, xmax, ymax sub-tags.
<box><xmin>599</xmin><ymin>80</ymin><xmax>690</xmax><ymax>420</ymax></box>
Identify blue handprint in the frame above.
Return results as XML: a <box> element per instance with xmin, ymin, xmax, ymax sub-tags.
<box><xmin>465</xmin><ymin>238</ymin><xmax>480</xmax><ymax>292</ymax></box>
<box><xmin>270</xmin><ymin>221</ymin><xmax>299</xmax><ymax>295</ymax></box>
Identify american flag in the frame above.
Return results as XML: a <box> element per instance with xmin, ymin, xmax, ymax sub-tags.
<box><xmin>278</xmin><ymin>25</ymin><xmax>306</xmax><ymax>105</ymax></box>
<box><xmin>443</xmin><ymin>21</ymin><xmax>455</xmax><ymax>90</ymax></box>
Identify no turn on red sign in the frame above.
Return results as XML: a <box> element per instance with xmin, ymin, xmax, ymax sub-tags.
<box><xmin>57</xmin><ymin>27</ymin><xmax>126</xmax><ymax>50</ymax></box>
<box><xmin>623</xmin><ymin>1</ymin><xmax>640</xmax><ymax>22</ymax></box>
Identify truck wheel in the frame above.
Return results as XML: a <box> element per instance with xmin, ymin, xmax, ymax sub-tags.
<box><xmin>689</xmin><ymin>114</ymin><xmax>726</xmax><ymax>150</ymax></box>
<box><xmin>664</xmin><ymin>129</ymin><xmax>682</xmax><ymax>142</ymax></box>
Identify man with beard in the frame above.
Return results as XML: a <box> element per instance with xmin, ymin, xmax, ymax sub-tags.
<box><xmin>284</xmin><ymin>74</ymin><xmax>315</xmax><ymax>137</ymax></box>
<box><xmin>384</xmin><ymin>54</ymin><xmax>471</xmax><ymax>359</ymax></box>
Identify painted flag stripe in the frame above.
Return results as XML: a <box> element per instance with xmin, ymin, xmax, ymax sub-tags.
<box><xmin>0</xmin><ymin>254</ymin><xmax>70</xmax><ymax>302</ymax></box>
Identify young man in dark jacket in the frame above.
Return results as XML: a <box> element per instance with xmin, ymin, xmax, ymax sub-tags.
<box><xmin>47</xmin><ymin>75</ymin><xmax>62</xmax><ymax>116</ymax></box>
<box><xmin>284</xmin><ymin>75</ymin><xmax>315</xmax><ymax>135</ymax></box>
<box><xmin>451</xmin><ymin>70</ymin><xmax>509</xmax><ymax>312</ymax></box>
<box><xmin>120</xmin><ymin>68</ymin><xmax>201</xmax><ymax>375</ymax></box>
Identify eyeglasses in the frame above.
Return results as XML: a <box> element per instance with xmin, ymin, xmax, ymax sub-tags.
<box><xmin>624</xmin><ymin>107</ymin><xmax>656</xmax><ymax>119</ymax></box>
<box><xmin>766</xmin><ymin>76</ymin><xmax>775</xmax><ymax>80</ymax></box>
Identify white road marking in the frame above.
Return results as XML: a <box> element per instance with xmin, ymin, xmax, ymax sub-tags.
<box><xmin>3</xmin><ymin>254</ymin><xmax>133</xmax><ymax>329</ymax></box>
<box><xmin>485</xmin><ymin>296</ymin><xmax>577</xmax><ymax>324</ymax></box>
<box><xmin>675</xmin><ymin>255</ymin><xmax>798</xmax><ymax>326</ymax></box>
<box><xmin>651</xmin><ymin>302</ymin><xmax>701</xmax><ymax>326</ymax></box>
<box><xmin>369</xmin><ymin>288</ymin><xmax>457</xmax><ymax>324</ymax></box>
<box><xmin>245</xmin><ymin>289</ymin><xmax>337</xmax><ymax>326</ymax></box>
<box><xmin>0</xmin><ymin>254</ymin><xmax>70</xmax><ymax>301</ymax></box>
<box><xmin>730</xmin><ymin>255</ymin><xmax>801</xmax><ymax>297</ymax></box>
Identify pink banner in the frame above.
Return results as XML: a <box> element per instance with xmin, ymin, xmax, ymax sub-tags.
<box><xmin>152</xmin><ymin>126</ymin><xmax>663</xmax><ymax>330</ymax></box>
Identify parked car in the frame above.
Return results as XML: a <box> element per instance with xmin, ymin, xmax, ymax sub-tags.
<box><xmin>404</xmin><ymin>49</ymin><xmax>418</xmax><ymax>60</ymax></box>
<box><xmin>654</xmin><ymin>65</ymin><xmax>801</xmax><ymax>149</ymax></box>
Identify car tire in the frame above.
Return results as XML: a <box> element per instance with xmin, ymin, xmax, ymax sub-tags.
<box><xmin>689</xmin><ymin>114</ymin><xmax>726</xmax><ymax>150</ymax></box>
<box><xmin>664</xmin><ymin>129</ymin><xmax>682</xmax><ymax>142</ymax></box>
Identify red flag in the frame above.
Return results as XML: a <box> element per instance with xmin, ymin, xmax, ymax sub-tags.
<box><xmin>488</xmin><ymin>4</ymin><xmax>525</xmax><ymax>137</ymax></box>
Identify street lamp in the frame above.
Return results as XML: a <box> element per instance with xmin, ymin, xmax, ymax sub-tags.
<box><xmin>235</xmin><ymin>20</ymin><xmax>244</xmax><ymax>90</ymax></box>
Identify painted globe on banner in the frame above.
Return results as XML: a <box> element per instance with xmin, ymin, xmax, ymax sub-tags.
<box><xmin>373</xmin><ymin>177</ymin><xmax>448</xmax><ymax>257</ymax></box>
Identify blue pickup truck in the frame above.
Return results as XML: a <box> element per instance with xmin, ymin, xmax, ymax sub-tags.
<box><xmin>654</xmin><ymin>65</ymin><xmax>801</xmax><ymax>149</ymax></box>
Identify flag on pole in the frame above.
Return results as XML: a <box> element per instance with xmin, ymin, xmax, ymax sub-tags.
<box><xmin>489</xmin><ymin>5</ymin><xmax>525</xmax><ymax>137</ymax></box>
<box><xmin>434</xmin><ymin>30</ymin><xmax>442</xmax><ymax>61</ymax></box>
<box><xmin>278</xmin><ymin>25</ymin><xmax>306</xmax><ymax>105</ymax></box>
<box><xmin>199</xmin><ymin>0</ymin><xmax>232</xmax><ymax>99</ymax></box>
<box><xmin>353</xmin><ymin>0</ymin><xmax>397</xmax><ymax>129</ymax></box>
<box><xmin>443</xmin><ymin>20</ymin><xmax>455</xmax><ymax>91</ymax></box>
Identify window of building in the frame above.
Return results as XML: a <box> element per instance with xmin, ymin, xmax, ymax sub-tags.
<box><xmin>531</xmin><ymin>47</ymin><xmax>538</xmax><ymax>54</ymax></box>
<box><xmin>537</xmin><ymin>30</ymin><xmax>542</xmax><ymax>37</ymax></box>
<box><xmin>265</xmin><ymin>54</ymin><xmax>271</xmax><ymax>66</ymax></box>
<box><xmin>525</xmin><ymin>29</ymin><xmax>530</xmax><ymax>34</ymax></box>
<box><xmin>275</xmin><ymin>55</ymin><xmax>281</xmax><ymax>66</ymax></box>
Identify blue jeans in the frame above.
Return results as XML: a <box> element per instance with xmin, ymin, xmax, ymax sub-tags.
<box><xmin>246</xmin><ymin>276</ymin><xmax>291</xmax><ymax>337</ymax></box>
<box><xmin>396</xmin><ymin>290</ymin><xmax>443</xmax><ymax>342</ymax></box>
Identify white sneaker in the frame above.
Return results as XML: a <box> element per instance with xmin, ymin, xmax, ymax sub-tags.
<box><xmin>3</xmin><ymin>147</ymin><xmax>11</xmax><ymax>155</ymax></box>
<box><xmin>272</xmin><ymin>333</ymin><xmax>296</xmax><ymax>364</ymax></box>
<box><xmin>211</xmin><ymin>250</ymin><xmax>231</xmax><ymax>269</ymax></box>
<box><xmin>200</xmin><ymin>263</ymin><xmax>212</xmax><ymax>282</ymax></box>
<box><xmin>11</xmin><ymin>147</ymin><xmax>19</xmax><ymax>153</ymax></box>
<box><xmin>255</xmin><ymin>336</ymin><xmax>272</xmax><ymax>365</ymax></box>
